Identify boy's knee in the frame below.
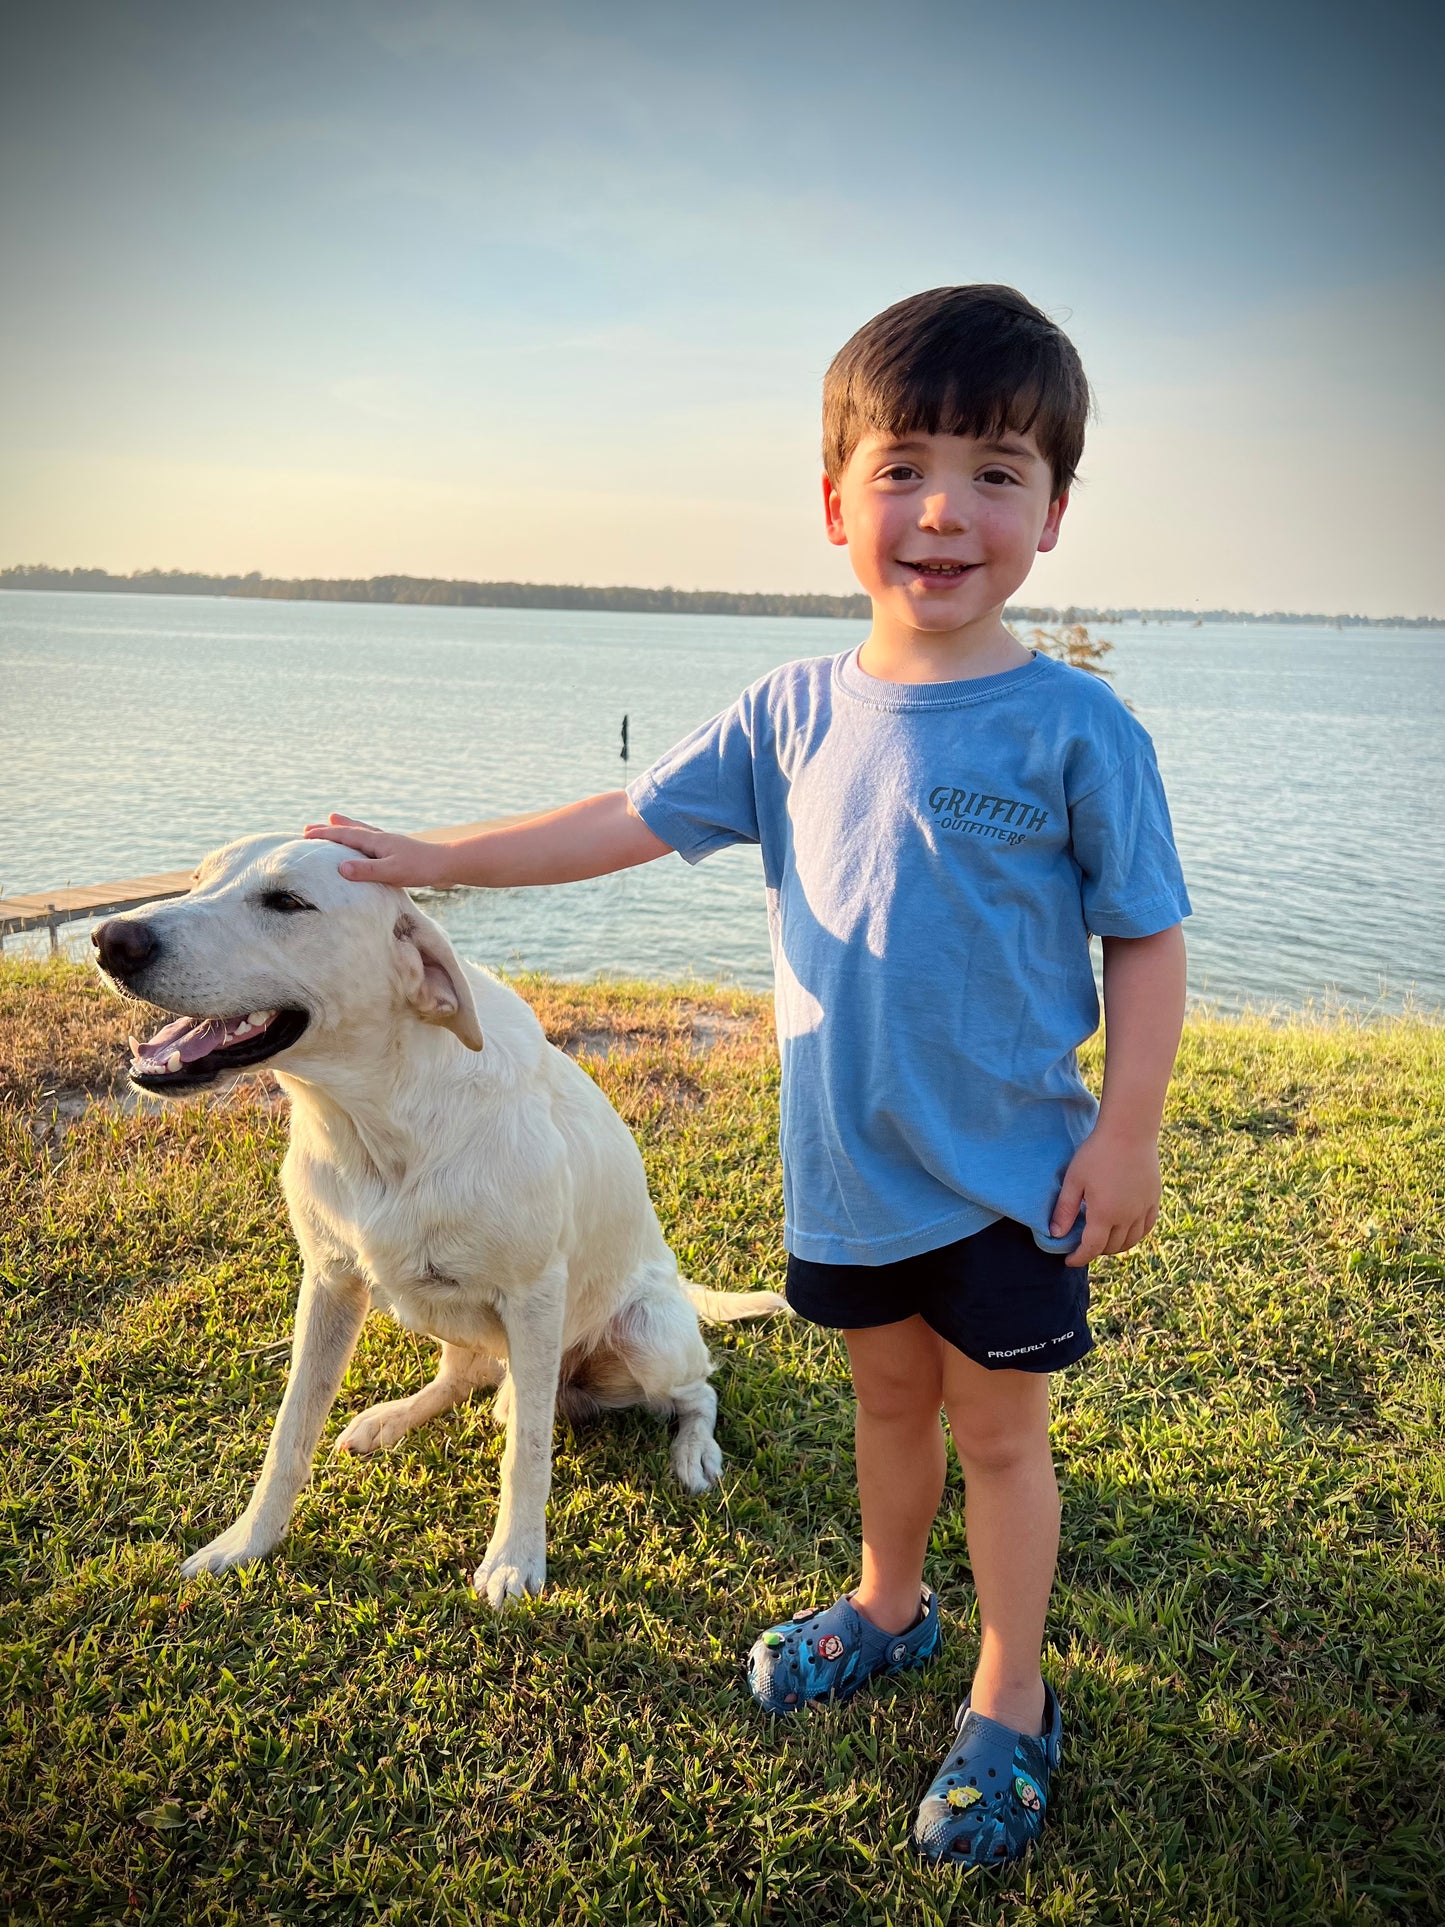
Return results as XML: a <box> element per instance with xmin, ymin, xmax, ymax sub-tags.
<box><xmin>854</xmin><ymin>1368</ymin><xmax>940</xmax><ymax>1426</ymax></box>
<box><xmin>947</xmin><ymin>1404</ymin><xmax>1050</xmax><ymax>1475</ymax></box>
<box><xmin>845</xmin><ymin>1319</ymin><xmax>944</xmax><ymax>1424</ymax></box>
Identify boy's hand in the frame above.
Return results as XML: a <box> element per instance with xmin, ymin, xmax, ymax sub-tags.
<box><xmin>303</xmin><ymin>813</ymin><xmax>448</xmax><ymax>889</ymax></box>
<box><xmin>1050</xmin><ymin>1125</ymin><xmax>1161</xmax><ymax>1268</ymax></box>
<box><xmin>305</xmin><ymin>793</ymin><xmax>669</xmax><ymax>893</ymax></box>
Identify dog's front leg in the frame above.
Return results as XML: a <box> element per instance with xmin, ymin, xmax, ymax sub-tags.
<box><xmin>181</xmin><ymin>1266</ymin><xmax>370</xmax><ymax>1578</ymax></box>
<box><xmin>473</xmin><ymin>1256</ymin><xmax>567</xmax><ymax>1608</ymax></box>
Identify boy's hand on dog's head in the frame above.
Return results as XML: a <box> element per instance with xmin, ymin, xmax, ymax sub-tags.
<box><xmin>303</xmin><ymin>813</ymin><xmax>445</xmax><ymax>889</ymax></box>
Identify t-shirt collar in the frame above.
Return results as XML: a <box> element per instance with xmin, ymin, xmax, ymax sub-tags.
<box><xmin>834</xmin><ymin>645</ymin><xmax>1047</xmax><ymax>711</ymax></box>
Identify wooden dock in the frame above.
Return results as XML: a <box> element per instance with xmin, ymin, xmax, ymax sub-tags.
<box><xmin>0</xmin><ymin>819</ymin><xmax>533</xmax><ymax>949</ymax></box>
<box><xmin>0</xmin><ymin>872</ymin><xmax>198</xmax><ymax>947</ymax></box>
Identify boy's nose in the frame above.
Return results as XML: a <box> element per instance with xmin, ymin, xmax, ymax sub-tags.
<box><xmin>919</xmin><ymin>492</ymin><xmax>966</xmax><ymax>533</ymax></box>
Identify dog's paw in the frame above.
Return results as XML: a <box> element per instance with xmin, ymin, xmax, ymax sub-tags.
<box><xmin>180</xmin><ymin>1519</ymin><xmax>274</xmax><ymax>1579</ymax></box>
<box><xmin>472</xmin><ymin>1537</ymin><xmax>546</xmax><ymax>1608</ymax></box>
<box><xmin>334</xmin><ymin>1399</ymin><xmax>418</xmax><ymax>1454</ymax></box>
<box><xmin>671</xmin><ymin>1429</ymin><xmax>723</xmax><ymax>1494</ymax></box>
<box><xmin>489</xmin><ymin>1376</ymin><xmax>513</xmax><ymax>1429</ymax></box>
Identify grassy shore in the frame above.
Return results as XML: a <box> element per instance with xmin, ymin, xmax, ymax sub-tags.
<box><xmin>2</xmin><ymin>955</ymin><xmax>1442</xmax><ymax>1926</ymax></box>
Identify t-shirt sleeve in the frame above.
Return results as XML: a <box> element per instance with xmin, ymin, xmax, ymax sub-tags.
<box><xmin>1070</xmin><ymin>743</ymin><xmax>1192</xmax><ymax>938</ymax></box>
<box><xmin>624</xmin><ymin>690</ymin><xmax>762</xmax><ymax>865</ymax></box>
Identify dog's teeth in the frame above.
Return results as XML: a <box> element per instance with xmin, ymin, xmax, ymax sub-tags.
<box><xmin>232</xmin><ymin>1021</ymin><xmax>251</xmax><ymax>1036</ymax></box>
<box><xmin>248</xmin><ymin>1011</ymin><xmax>271</xmax><ymax>1028</ymax></box>
<box><xmin>166</xmin><ymin>1051</ymin><xmax>183</xmax><ymax>1072</ymax></box>
<box><xmin>128</xmin><ymin>1035</ymin><xmax>141</xmax><ymax>1057</ymax></box>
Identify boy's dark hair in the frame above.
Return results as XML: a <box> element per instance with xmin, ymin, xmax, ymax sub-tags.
<box><xmin>823</xmin><ymin>285</ymin><xmax>1090</xmax><ymax>499</ymax></box>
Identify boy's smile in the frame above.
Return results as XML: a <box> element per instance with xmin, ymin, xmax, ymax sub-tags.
<box><xmin>824</xmin><ymin>428</ymin><xmax>1068</xmax><ymax>680</ymax></box>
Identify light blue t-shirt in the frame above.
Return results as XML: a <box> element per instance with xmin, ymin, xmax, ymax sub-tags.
<box><xmin>626</xmin><ymin>647</ymin><xmax>1191</xmax><ymax>1265</ymax></box>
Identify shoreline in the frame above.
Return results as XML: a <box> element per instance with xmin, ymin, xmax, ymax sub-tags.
<box><xmin>4</xmin><ymin>568</ymin><xmax>1441</xmax><ymax>629</ymax></box>
<box><xmin>5</xmin><ymin>933</ymin><xmax>1442</xmax><ymax>1029</ymax></box>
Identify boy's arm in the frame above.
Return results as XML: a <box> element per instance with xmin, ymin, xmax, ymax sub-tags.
<box><xmin>1050</xmin><ymin>923</ymin><xmax>1187</xmax><ymax>1269</ymax></box>
<box><xmin>303</xmin><ymin>791</ymin><xmax>673</xmax><ymax>889</ymax></box>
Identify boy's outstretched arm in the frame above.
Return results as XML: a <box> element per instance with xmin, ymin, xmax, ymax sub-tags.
<box><xmin>303</xmin><ymin>791</ymin><xmax>673</xmax><ymax>889</ymax></box>
<box><xmin>1050</xmin><ymin>924</ymin><xmax>1187</xmax><ymax>1269</ymax></box>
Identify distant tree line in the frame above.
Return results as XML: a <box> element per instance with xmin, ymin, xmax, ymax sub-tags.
<box><xmin>0</xmin><ymin>565</ymin><xmax>870</xmax><ymax>620</ymax></box>
<box><xmin>1</xmin><ymin>565</ymin><xmax>1439</xmax><ymax>628</ymax></box>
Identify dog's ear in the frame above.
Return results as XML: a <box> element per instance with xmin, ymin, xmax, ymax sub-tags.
<box><xmin>393</xmin><ymin>910</ymin><xmax>484</xmax><ymax>1051</ymax></box>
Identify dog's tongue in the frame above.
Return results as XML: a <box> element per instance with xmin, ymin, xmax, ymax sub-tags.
<box><xmin>137</xmin><ymin>1015</ymin><xmax>230</xmax><ymax>1064</ymax></box>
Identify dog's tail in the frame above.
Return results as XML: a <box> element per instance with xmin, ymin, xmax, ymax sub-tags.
<box><xmin>682</xmin><ymin>1282</ymin><xmax>792</xmax><ymax>1323</ymax></box>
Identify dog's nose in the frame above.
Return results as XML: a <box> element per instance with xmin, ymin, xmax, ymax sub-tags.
<box><xmin>93</xmin><ymin>917</ymin><xmax>159</xmax><ymax>978</ymax></box>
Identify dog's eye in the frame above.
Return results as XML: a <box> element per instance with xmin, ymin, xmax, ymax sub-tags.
<box><xmin>260</xmin><ymin>890</ymin><xmax>316</xmax><ymax>914</ymax></box>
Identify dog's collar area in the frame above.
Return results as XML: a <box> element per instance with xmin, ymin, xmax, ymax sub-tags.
<box><xmin>129</xmin><ymin>1006</ymin><xmax>310</xmax><ymax>1091</ymax></box>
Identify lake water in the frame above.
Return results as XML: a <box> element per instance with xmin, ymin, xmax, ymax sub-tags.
<box><xmin>2</xmin><ymin>590</ymin><xmax>1442</xmax><ymax>1014</ymax></box>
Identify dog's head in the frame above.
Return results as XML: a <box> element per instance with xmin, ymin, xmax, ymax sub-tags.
<box><xmin>92</xmin><ymin>833</ymin><xmax>483</xmax><ymax>1096</ymax></box>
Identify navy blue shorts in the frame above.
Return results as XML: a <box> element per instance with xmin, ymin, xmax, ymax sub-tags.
<box><xmin>785</xmin><ymin>1216</ymin><xmax>1092</xmax><ymax>1373</ymax></box>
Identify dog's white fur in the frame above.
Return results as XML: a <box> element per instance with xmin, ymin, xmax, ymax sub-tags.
<box><xmin>96</xmin><ymin>833</ymin><xmax>784</xmax><ymax>1605</ymax></box>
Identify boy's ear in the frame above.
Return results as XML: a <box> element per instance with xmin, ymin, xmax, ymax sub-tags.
<box><xmin>822</xmin><ymin>471</ymin><xmax>849</xmax><ymax>547</ymax></box>
<box><xmin>1037</xmin><ymin>489</ymin><xmax>1069</xmax><ymax>555</ymax></box>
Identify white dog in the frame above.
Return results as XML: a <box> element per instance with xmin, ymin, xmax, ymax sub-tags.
<box><xmin>92</xmin><ymin>832</ymin><xmax>784</xmax><ymax>1605</ymax></box>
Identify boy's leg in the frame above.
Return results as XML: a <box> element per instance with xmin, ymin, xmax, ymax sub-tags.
<box><xmin>845</xmin><ymin>1317</ymin><xmax>949</xmax><ymax>1635</ymax></box>
<box><xmin>941</xmin><ymin>1344</ymin><xmax>1058</xmax><ymax>1735</ymax></box>
<box><xmin>747</xmin><ymin>1313</ymin><xmax>946</xmax><ymax>1714</ymax></box>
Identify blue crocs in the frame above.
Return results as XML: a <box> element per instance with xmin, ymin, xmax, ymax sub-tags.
<box><xmin>747</xmin><ymin>1587</ymin><xmax>940</xmax><ymax>1715</ymax></box>
<box><xmin>912</xmin><ymin>1682</ymin><xmax>1062</xmax><ymax>1868</ymax></box>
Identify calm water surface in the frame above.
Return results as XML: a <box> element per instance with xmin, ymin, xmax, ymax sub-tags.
<box><xmin>2</xmin><ymin>591</ymin><xmax>1442</xmax><ymax>1013</ymax></box>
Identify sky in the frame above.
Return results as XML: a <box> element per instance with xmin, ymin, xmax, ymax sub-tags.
<box><xmin>2</xmin><ymin>0</ymin><xmax>1442</xmax><ymax>616</ymax></box>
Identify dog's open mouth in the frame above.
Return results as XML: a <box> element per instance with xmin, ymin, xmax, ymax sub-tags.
<box><xmin>128</xmin><ymin>1006</ymin><xmax>310</xmax><ymax>1091</ymax></box>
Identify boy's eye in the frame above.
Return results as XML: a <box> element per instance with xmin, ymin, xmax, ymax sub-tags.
<box><xmin>980</xmin><ymin>467</ymin><xmax>1019</xmax><ymax>486</ymax></box>
<box><xmin>878</xmin><ymin>465</ymin><xmax>920</xmax><ymax>483</ymax></box>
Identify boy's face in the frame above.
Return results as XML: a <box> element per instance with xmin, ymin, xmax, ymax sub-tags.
<box><xmin>823</xmin><ymin>428</ymin><xmax>1067</xmax><ymax>634</ymax></box>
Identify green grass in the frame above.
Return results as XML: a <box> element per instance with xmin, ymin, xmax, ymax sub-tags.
<box><xmin>2</xmin><ymin>956</ymin><xmax>1443</xmax><ymax>1925</ymax></box>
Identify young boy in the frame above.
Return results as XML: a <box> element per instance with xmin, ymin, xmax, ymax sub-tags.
<box><xmin>305</xmin><ymin>285</ymin><xmax>1190</xmax><ymax>1869</ymax></box>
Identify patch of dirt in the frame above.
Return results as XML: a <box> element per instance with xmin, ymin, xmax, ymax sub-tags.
<box><xmin>37</xmin><ymin>1082</ymin><xmax>145</xmax><ymax>1124</ymax></box>
<box><xmin>563</xmin><ymin>1028</ymin><xmax>647</xmax><ymax>1060</ymax></box>
<box><xmin>19</xmin><ymin>1071</ymin><xmax>286</xmax><ymax>1146</ymax></box>
<box><xmin>687</xmin><ymin>1010</ymin><xmax>755</xmax><ymax>1050</ymax></box>
<box><xmin>563</xmin><ymin>1010</ymin><xmax>754</xmax><ymax>1060</ymax></box>
<box><xmin>638</xmin><ymin>1065</ymin><xmax>706</xmax><ymax>1109</ymax></box>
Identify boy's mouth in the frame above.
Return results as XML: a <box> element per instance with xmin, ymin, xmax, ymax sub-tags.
<box><xmin>901</xmin><ymin>560</ymin><xmax>978</xmax><ymax>581</ymax></box>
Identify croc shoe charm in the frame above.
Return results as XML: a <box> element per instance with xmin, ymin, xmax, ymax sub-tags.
<box><xmin>747</xmin><ymin>1589</ymin><xmax>940</xmax><ymax>1716</ymax></box>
